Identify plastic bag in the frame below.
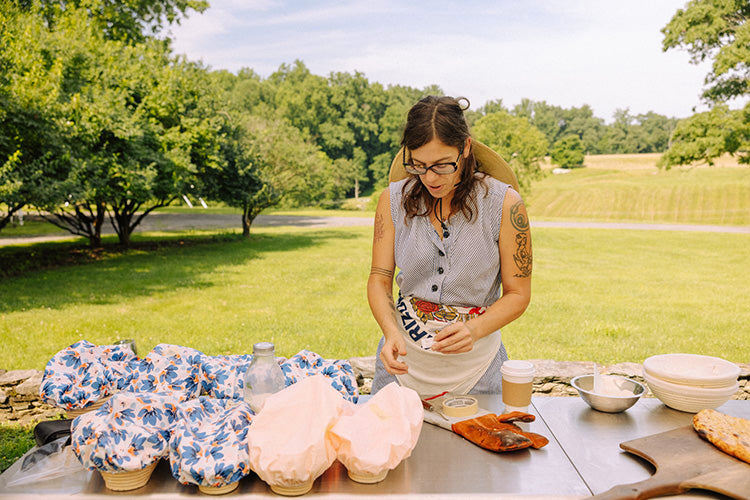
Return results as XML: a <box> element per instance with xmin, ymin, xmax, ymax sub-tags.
<box><xmin>0</xmin><ymin>436</ymin><xmax>93</xmax><ymax>494</ymax></box>
<box><xmin>246</xmin><ymin>374</ymin><xmax>353</xmax><ymax>495</ymax></box>
<box><xmin>329</xmin><ymin>382</ymin><xmax>423</xmax><ymax>482</ymax></box>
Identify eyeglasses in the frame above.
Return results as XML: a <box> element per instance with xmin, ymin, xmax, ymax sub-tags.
<box><xmin>403</xmin><ymin>148</ymin><xmax>462</xmax><ymax>175</ymax></box>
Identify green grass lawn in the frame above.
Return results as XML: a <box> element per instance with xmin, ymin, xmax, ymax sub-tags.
<box><xmin>2</xmin><ymin>225</ymin><xmax>749</xmax><ymax>370</ymax></box>
<box><xmin>0</xmin><ymin>424</ymin><xmax>34</xmax><ymax>473</ymax></box>
<box><xmin>0</xmin><ymin>218</ymin><xmax>69</xmax><ymax>237</ymax></box>
<box><xmin>528</xmin><ymin>164</ymin><xmax>750</xmax><ymax>225</ymax></box>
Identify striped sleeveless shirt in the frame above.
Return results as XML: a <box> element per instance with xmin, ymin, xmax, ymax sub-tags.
<box><xmin>390</xmin><ymin>175</ymin><xmax>509</xmax><ymax>307</ymax></box>
<box><xmin>385</xmin><ymin>175</ymin><xmax>510</xmax><ymax>395</ymax></box>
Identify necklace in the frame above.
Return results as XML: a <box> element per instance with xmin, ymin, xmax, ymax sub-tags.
<box><xmin>434</xmin><ymin>198</ymin><xmax>450</xmax><ymax>238</ymax></box>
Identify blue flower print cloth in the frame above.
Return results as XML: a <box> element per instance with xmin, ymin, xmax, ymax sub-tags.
<box><xmin>71</xmin><ymin>392</ymin><xmax>179</xmax><ymax>472</ymax></box>
<box><xmin>280</xmin><ymin>350</ymin><xmax>359</xmax><ymax>403</ymax></box>
<box><xmin>169</xmin><ymin>397</ymin><xmax>254</xmax><ymax>488</ymax></box>
<box><xmin>200</xmin><ymin>355</ymin><xmax>253</xmax><ymax>400</ymax></box>
<box><xmin>125</xmin><ymin>344</ymin><xmax>204</xmax><ymax>402</ymax></box>
<box><xmin>40</xmin><ymin>340</ymin><xmax>138</xmax><ymax>410</ymax></box>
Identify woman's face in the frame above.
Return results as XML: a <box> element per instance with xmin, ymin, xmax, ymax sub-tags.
<box><xmin>408</xmin><ymin>138</ymin><xmax>470</xmax><ymax>199</ymax></box>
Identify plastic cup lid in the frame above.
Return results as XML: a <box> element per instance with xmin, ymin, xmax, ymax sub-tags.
<box><xmin>501</xmin><ymin>360</ymin><xmax>535</xmax><ymax>377</ymax></box>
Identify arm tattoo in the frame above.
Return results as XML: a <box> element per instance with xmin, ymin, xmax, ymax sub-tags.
<box><xmin>510</xmin><ymin>201</ymin><xmax>529</xmax><ymax>232</ymax></box>
<box><xmin>374</xmin><ymin>212</ymin><xmax>385</xmax><ymax>242</ymax></box>
<box><xmin>513</xmin><ymin>233</ymin><xmax>533</xmax><ymax>278</ymax></box>
<box><xmin>370</xmin><ymin>266</ymin><xmax>394</xmax><ymax>279</ymax></box>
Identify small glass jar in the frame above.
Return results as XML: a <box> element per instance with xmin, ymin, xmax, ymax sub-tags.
<box><xmin>243</xmin><ymin>342</ymin><xmax>285</xmax><ymax>413</ymax></box>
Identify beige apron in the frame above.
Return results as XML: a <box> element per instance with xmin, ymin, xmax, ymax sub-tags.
<box><xmin>394</xmin><ymin>295</ymin><xmax>502</xmax><ymax>396</ymax></box>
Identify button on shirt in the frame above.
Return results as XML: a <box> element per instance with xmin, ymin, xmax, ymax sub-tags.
<box><xmin>390</xmin><ymin>175</ymin><xmax>509</xmax><ymax>307</ymax></box>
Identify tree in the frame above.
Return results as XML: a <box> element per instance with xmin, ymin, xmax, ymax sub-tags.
<box><xmin>662</xmin><ymin>0</ymin><xmax>750</xmax><ymax>104</ymax></box>
<box><xmin>635</xmin><ymin>112</ymin><xmax>679</xmax><ymax>152</ymax></box>
<box><xmin>35</xmin><ymin>8</ymin><xmax>222</xmax><ymax>247</ymax></box>
<box><xmin>31</xmin><ymin>0</ymin><xmax>208</xmax><ymax>44</ymax></box>
<box><xmin>551</xmin><ymin>135</ymin><xmax>585</xmax><ymax>168</ymax></box>
<box><xmin>658</xmin><ymin>104</ymin><xmax>748</xmax><ymax>168</ymax></box>
<box><xmin>0</xmin><ymin>2</ymin><xmax>70</xmax><ymax>232</ymax></box>
<box><xmin>198</xmin><ymin>114</ymin><xmax>273</xmax><ymax>238</ymax></box>
<box><xmin>472</xmin><ymin>111</ymin><xmax>548</xmax><ymax>191</ymax></box>
<box><xmin>661</xmin><ymin>1</ymin><xmax>750</xmax><ymax>166</ymax></box>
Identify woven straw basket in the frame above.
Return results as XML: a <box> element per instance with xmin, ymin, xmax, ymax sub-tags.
<box><xmin>66</xmin><ymin>395</ymin><xmax>112</xmax><ymax>418</ymax></box>
<box><xmin>270</xmin><ymin>478</ymin><xmax>313</xmax><ymax>496</ymax></box>
<box><xmin>347</xmin><ymin>468</ymin><xmax>388</xmax><ymax>484</ymax></box>
<box><xmin>100</xmin><ymin>460</ymin><xmax>158</xmax><ymax>491</ymax></box>
<box><xmin>198</xmin><ymin>482</ymin><xmax>240</xmax><ymax>495</ymax></box>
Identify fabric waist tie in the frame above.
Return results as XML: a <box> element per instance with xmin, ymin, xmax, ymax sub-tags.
<box><xmin>393</xmin><ymin>295</ymin><xmax>502</xmax><ymax>396</ymax></box>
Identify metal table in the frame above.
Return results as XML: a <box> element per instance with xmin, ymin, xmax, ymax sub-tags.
<box><xmin>2</xmin><ymin>396</ymin><xmax>748</xmax><ymax>498</ymax></box>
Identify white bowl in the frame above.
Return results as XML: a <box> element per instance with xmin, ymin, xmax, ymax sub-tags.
<box><xmin>643</xmin><ymin>372</ymin><xmax>739</xmax><ymax>413</ymax></box>
<box><xmin>643</xmin><ymin>353</ymin><xmax>739</xmax><ymax>388</ymax></box>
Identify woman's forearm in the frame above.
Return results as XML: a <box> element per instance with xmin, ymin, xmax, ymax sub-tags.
<box><xmin>367</xmin><ymin>277</ymin><xmax>402</xmax><ymax>341</ymax></box>
<box><xmin>465</xmin><ymin>291</ymin><xmax>530</xmax><ymax>340</ymax></box>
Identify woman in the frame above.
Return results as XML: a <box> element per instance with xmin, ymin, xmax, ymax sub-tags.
<box><xmin>367</xmin><ymin>95</ymin><xmax>532</xmax><ymax>396</ymax></box>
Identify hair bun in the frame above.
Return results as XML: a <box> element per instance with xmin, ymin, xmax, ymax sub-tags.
<box><xmin>455</xmin><ymin>96</ymin><xmax>471</xmax><ymax>111</ymax></box>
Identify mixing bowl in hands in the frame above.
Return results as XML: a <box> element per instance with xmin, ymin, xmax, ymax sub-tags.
<box><xmin>571</xmin><ymin>375</ymin><xmax>645</xmax><ymax>413</ymax></box>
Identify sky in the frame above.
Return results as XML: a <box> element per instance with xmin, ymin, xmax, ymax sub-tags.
<box><xmin>168</xmin><ymin>0</ymin><xmax>729</xmax><ymax>122</ymax></box>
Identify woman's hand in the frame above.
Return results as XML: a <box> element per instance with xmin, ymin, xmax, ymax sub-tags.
<box><xmin>431</xmin><ymin>322</ymin><xmax>477</xmax><ymax>354</ymax></box>
<box><xmin>380</xmin><ymin>336</ymin><xmax>408</xmax><ymax>374</ymax></box>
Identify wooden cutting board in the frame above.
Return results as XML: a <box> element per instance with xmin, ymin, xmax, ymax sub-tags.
<box><xmin>592</xmin><ymin>425</ymin><xmax>750</xmax><ymax>500</ymax></box>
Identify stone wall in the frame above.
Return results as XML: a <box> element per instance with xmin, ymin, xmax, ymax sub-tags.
<box><xmin>347</xmin><ymin>358</ymin><xmax>750</xmax><ymax>400</ymax></box>
<box><xmin>0</xmin><ymin>369</ymin><xmax>65</xmax><ymax>426</ymax></box>
<box><xmin>2</xmin><ymin>359</ymin><xmax>748</xmax><ymax>426</ymax></box>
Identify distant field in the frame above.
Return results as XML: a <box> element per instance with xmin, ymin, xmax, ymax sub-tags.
<box><xmin>529</xmin><ymin>153</ymin><xmax>750</xmax><ymax>226</ymax></box>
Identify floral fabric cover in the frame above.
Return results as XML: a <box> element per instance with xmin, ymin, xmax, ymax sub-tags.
<box><xmin>71</xmin><ymin>392</ymin><xmax>179</xmax><ymax>472</ymax></box>
<box><xmin>200</xmin><ymin>355</ymin><xmax>253</xmax><ymax>400</ymax></box>
<box><xmin>125</xmin><ymin>344</ymin><xmax>204</xmax><ymax>402</ymax></box>
<box><xmin>281</xmin><ymin>350</ymin><xmax>359</xmax><ymax>403</ymax></box>
<box><xmin>169</xmin><ymin>397</ymin><xmax>254</xmax><ymax>487</ymax></box>
<box><xmin>40</xmin><ymin>340</ymin><xmax>138</xmax><ymax>410</ymax></box>
<box><xmin>41</xmin><ymin>340</ymin><xmax>357</xmax><ymax>411</ymax></box>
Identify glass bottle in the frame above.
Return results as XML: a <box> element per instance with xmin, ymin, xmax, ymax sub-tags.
<box><xmin>243</xmin><ymin>342</ymin><xmax>286</xmax><ymax>413</ymax></box>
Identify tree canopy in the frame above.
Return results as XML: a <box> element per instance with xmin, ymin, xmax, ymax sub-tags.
<box><xmin>661</xmin><ymin>0</ymin><xmax>750</xmax><ymax>167</ymax></box>
<box><xmin>662</xmin><ymin>0</ymin><xmax>750</xmax><ymax>104</ymax></box>
<box><xmin>4</xmin><ymin>0</ymin><xmax>726</xmax><ymax>241</ymax></box>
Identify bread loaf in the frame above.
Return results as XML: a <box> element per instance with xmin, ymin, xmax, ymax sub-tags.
<box><xmin>693</xmin><ymin>408</ymin><xmax>750</xmax><ymax>465</ymax></box>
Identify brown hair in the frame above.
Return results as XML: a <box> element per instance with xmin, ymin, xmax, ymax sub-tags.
<box><xmin>401</xmin><ymin>96</ymin><xmax>486</xmax><ymax>222</ymax></box>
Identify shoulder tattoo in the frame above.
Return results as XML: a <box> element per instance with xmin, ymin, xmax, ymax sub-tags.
<box><xmin>509</xmin><ymin>200</ymin><xmax>529</xmax><ymax>232</ymax></box>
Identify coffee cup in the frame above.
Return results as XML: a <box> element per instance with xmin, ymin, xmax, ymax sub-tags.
<box><xmin>501</xmin><ymin>360</ymin><xmax>535</xmax><ymax>413</ymax></box>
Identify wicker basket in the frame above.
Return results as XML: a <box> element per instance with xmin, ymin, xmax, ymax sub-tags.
<box><xmin>198</xmin><ymin>481</ymin><xmax>240</xmax><ymax>495</ymax></box>
<box><xmin>66</xmin><ymin>395</ymin><xmax>112</xmax><ymax>418</ymax></box>
<box><xmin>269</xmin><ymin>478</ymin><xmax>313</xmax><ymax>496</ymax></box>
<box><xmin>347</xmin><ymin>468</ymin><xmax>388</xmax><ymax>484</ymax></box>
<box><xmin>100</xmin><ymin>460</ymin><xmax>158</xmax><ymax>491</ymax></box>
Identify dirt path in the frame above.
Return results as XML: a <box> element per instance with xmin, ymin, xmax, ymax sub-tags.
<box><xmin>1</xmin><ymin>213</ymin><xmax>749</xmax><ymax>247</ymax></box>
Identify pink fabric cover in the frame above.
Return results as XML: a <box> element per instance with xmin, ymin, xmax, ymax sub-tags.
<box><xmin>246</xmin><ymin>374</ymin><xmax>353</xmax><ymax>489</ymax></box>
<box><xmin>329</xmin><ymin>382</ymin><xmax>423</xmax><ymax>478</ymax></box>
